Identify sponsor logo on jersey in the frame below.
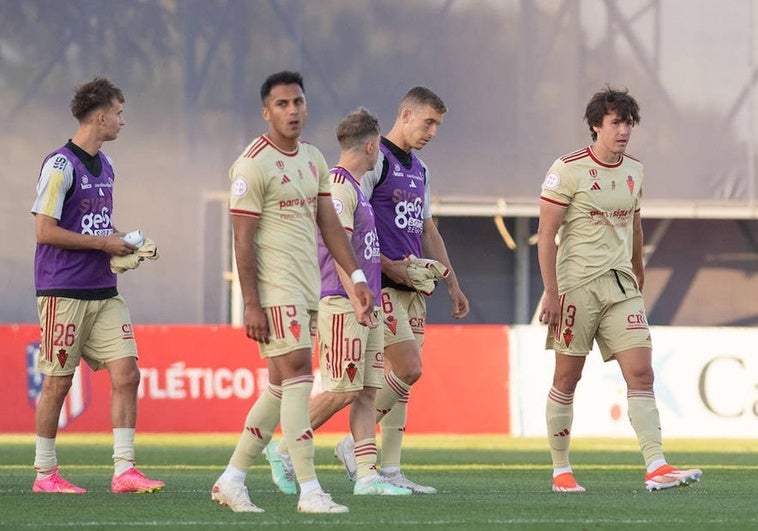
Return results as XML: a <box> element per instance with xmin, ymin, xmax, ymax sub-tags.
<box><xmin>590</xmin><ymin>182</ymin><xmax>601</xmax><ymax>191</ymax></box>
<box><xmin>281</xmin><ymin>175</ymin><xmax>291</xmax><ymax>184</ymax></box>
<box><xmin>80</xmin><ymin>206</ymin><xmax>112</xmax><ymax>235</ymax></box>
<box><xmin>52</xmin><ymin>155</ymin><xmax>68</xmax><ymax>171</ymax></box>
<box><xmin>26</xmin><ymin>342</ymin><xmax>91</xmax><ymax>429</ymax></box>
<box><xmin>80</xmin><ymin>175</ymin><xmax>92</xmax><ymax>190</ymax></box>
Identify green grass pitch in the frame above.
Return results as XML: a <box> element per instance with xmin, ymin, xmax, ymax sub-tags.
<box><xmin>1</xmin><ymin>434</ymin><xmax>755</xmax><ymax>530</ymax></box>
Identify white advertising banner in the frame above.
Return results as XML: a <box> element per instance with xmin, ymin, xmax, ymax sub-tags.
<box><xmin>509</xmin><ymin>325</ymin><xmax>758</xmax><ymax>438</ymax></box>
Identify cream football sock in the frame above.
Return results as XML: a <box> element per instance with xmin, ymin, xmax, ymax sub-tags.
<box><xmin>227</xmin><ymin>384</ymin><xmax>282</xmax><ymax>476</ymax></box>
<box><xmin>546</xmin><ymin>386</ymin><xmax>574</xmax><ymax>471</ymax></box>
<box><xmin>627</xmin><ymin>389</ymin><xmax>665</xmax><ymax>467</ymax></box>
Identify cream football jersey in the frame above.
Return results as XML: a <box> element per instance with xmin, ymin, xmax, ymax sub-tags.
<box><xmin>229</xmin><ymin>135</ymin><xmax>330</xmax><ymax>309</ymax></box>
<box><xmin>540</xmin><ymin>146</ymin><xmax>643</xmax><ymax>293</ymax></box>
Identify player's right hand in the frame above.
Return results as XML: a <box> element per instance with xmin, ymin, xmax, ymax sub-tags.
<box><xmin>244</xmin><ymin>305</ymin><xmax>270</xmax><ymax>343</ymax></box>
<box><xmin>539</xmin><ymin>291</ymin><xmax>562</xmax><ymax>334</ymax></box>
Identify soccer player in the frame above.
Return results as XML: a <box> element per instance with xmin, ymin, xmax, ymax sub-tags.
<box><xmin>30</xmin><ymin>76</ymin><xmax>164</xmax><ymax>494</ymax></box>
<box><xmin>211</xmin><ymin>71</ymin><xmax>374</xmax><ymax>514</ymax></box>
<box><xmin>334</xmin><ymin>87</ymin><xmax>469</xmax><ymax>494</ymax></box>
<box><xmin>263</xmin><ymin>108</ymin><xmax>412</xmax><ymax>497</ymax></box>
<box><xmin>537</xmin><ymin>86</ymin><xmax>703</xmax><ymax>493</ymax></box>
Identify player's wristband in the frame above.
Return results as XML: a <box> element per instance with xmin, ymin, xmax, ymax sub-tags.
<box><xmin>351</xmin><ymin>269</ymin><xmax>367</xmax><ymax>285</ymax></box>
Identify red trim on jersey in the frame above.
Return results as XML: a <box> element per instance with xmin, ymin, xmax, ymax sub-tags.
<box><xmin>560</xmin><ymin>147</ymin><xmax>589</xmax><ymax>164</ymax></box>
<box><xmin>244</xmin><ymin>136</ymin><xmax>301</xmax><ymax>158</ymax></box>
<box><xmin>229</xmin><ymin>209</ymin><xmax>260</xmax><ymax>218</ymax></box>
<box><xmin>244</xmin><ymin>137</ymin><xmax>268</xmax><ymax>159</ymax></box>
<box><xmin>540</xmin><ymin>196</ymin><xmax>569</xmax><ymax>208</ymax></box>
<box><xmin>624</xmin><ymin>152</ymin><xmax>641</xmax><ymax>162</ymax></box>
<box><xmin>318</xmin><ymin>192</ymin><xmax>331</xmax><ymax>198</ymax></box>
<box><xmin>587</xmin><ymin>146</ymin><xmax>623</xmax><ymax>168</ymax></box>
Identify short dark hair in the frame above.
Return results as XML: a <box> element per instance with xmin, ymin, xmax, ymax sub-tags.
<box><xmin>260</xmin><ymin>71</ymin><xmax>304</xmax><ymax>103</ymax></box>
<box><xmin>70</xmin><ymin>76</ymin><xmax>124</xmax><ymax>122</ymax></box>
<box><xmin>400</xmin><ymin>86</ymin><xmax>447</xmax><ymax>115</ymax></box>
<box><xmin>336</xmin><ymin>107</ymin><xmax>380</xmax><ymax>150</ymax></box>
<box><xmin>584</xmin><ymin>86</ymin><xmax>640</xmax><ymax>141</ymax></box>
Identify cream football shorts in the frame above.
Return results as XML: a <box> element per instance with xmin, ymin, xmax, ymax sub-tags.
<box><xmin>317</xmin><ymin>296</ymin><xmax>384</xmax><ymax>392</ymax></box>
<box><xmin>258</xmin><ymin>304</ymin><xmax>317</xmax><ymax>358</ymax></box>
<box><xmin>380</xmin><ymin>287</ymin><xmax>426</xmax><ymax>349</ymax></box>
<box><xmin>545</xmin><ymin>269</ymin><xmax>652</xmax><ymax>361</ymax></box>
<box><xmin>36</xmin><ymin>295</ymin><xmax>138</xmax><ymax>376</ymax></box>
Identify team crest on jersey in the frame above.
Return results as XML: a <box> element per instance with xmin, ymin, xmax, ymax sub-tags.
<box><xmin>276</xmin><ymin>160</ymin><xmax>285</xmax><ymax>170</ymax></box>
<box><xmin>26</xmin><ymin>342</ymin><xmax>91</xmax><ymax>429</ymax></box>
<box><xmin>589</xmin><ymin>168</ymin><xmax>598</xmax><ymax>178</ymax></box>
<box><xmin>309</xmin><ymin>161</ymin><xmax>318</xmax><ymax>180</ymax></box>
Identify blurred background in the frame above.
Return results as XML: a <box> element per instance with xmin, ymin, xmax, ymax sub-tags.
<box><xmin>2</xmin><ymin>0</ymin><xmax>756</xmax><ymax>326</ymax></box>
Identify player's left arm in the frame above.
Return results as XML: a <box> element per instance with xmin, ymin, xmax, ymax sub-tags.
<box><xmin>631</xmin><ymin>210</ymin><xmax>645</xmax><ymax>291</ymax></box>
<box><xmin>422</xmin><ymin>218</ymin><xmax>469</xmax><ymax>319</ymax></box>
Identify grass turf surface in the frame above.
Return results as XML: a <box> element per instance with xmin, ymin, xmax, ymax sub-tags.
<box><xmin>0</xmin><ymin>434</ymin><xmax>755</xmax><ymax>530</ymax></box>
